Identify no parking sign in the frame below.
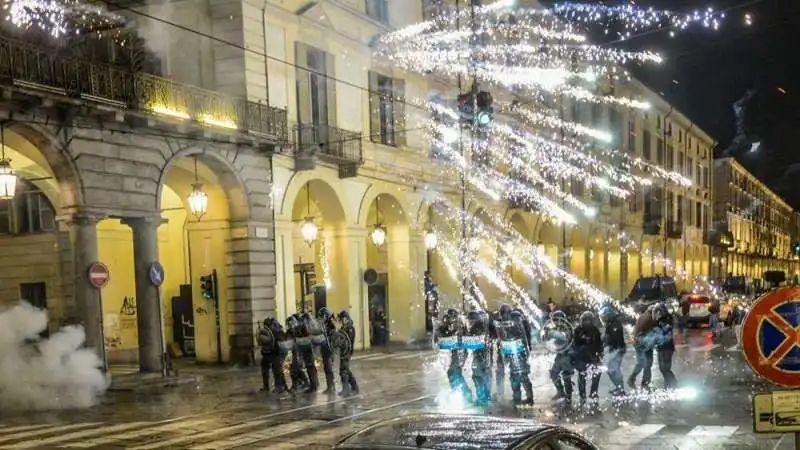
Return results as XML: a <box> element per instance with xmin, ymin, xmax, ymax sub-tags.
<box><xmin>741</xmin><ymin>287</ymin><xmax>800</xmax><ymax>387</ymax></box>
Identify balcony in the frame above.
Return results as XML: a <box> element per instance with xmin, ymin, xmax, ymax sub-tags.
<box><xmin>666</xmin><ymin>221</ymin><xmax>683</xmax><ymax>239</ymax></box>
<box><xmin>293</xmin><ymin>123</ymin><xmax>363</xmax><ymax>178</ymax></box>
<box><xmin>0</xmin><ymin>33</ymin><xmax>288</xmax><ymax>145</ymax></box>
<box><xmin>643</xmin><ymin>219</ymin><xmax>661</xmax><ymax>236</ymax></box>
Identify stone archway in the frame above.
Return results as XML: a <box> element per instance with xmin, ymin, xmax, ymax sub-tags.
<box><xmin>0</xmin><ymin>124</ymin><xmax>83</xmax><ymax>338</ymax></box>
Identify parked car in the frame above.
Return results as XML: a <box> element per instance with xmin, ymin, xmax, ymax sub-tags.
<box><xmin>333</xmin><ymin>414</ymin><xmax>599</xmax><ymax>450</ymax></box>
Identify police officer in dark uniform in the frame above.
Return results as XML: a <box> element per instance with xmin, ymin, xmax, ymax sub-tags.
<box><xmin>549</xmin><ymin>310</ymin><xmax>575</xmax><ymax>404</ymax></box>
<box><xmin>337</xmin><ymin>310</ymin><xmax>359</xmax><ymax>397</ymax></box>
<box><xmin>285</xmin><ymin>314</ymin><xmax>309</xmax><ymax>392</ymax></box>
<box><xmin>573</xmin><ymin>310</ymin><xmax>603</xmax><ymax>404</ymax></box>
<box><xmin>503</xmin><ymin>310</ymin><xmax>534</xmax><ymax>405</ymax></box>
<box><xmin>258</xmin><ymin>317</ymin><xmax>287</xmax><ymax>393</ymax></box>
<box><xmin>437</xmin><ymin>308</ymin><xmax>469</xmax><ymax>398</ymax></box>
<box><xmin>654</xmin><ymin>303</ymin><xmax>677</xmax><ymax>389</ymax></box>
<box><xmin>317</xmin><ymin>307</ymin><xmax>336</xmax><ymax>394</ymax></box>
<box><xmin>298</xmin><ymin>312</ymin><xmax>320</xmax><ymax>393</ymax></box>
<box><xmin>464</xmin><ymin>308</ymin><xmax>491</xmax><ymax>405</ymax></box>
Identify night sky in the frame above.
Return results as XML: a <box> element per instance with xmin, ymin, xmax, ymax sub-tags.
<box><xmin>601</xmin><ymin>0</ymin><xmax>800</xmax><ymax>206</ymax></box>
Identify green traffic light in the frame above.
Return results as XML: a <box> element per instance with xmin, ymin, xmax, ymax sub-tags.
<box><xmin>477</xmin><ymin>111</ymin><xmax>492</xmax><ymax>126</ymax></box>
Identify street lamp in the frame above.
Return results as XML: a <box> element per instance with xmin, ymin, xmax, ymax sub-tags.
<box><xmin>187</xmin><ymin>158</ymin><xmax>208</xmax><ymax>219</ymax></box>
<box><xmin>0</xmin><ymin>126</ymin><xmax>17</xmax><ymax>200</ymax></box>
<box><xmin>424</xmin><ymin>230</ymin><xmax>438</xmax><ymax>250</ymax></box>
<box><xmin>301</xmin><ymin>218</ymin><xmax>318</xmax><ymax>247</ymax></box>
<box><xmin>371</xmin><ymin>224</ymin><xmax>387</xmax><ymax>247</ymax></box>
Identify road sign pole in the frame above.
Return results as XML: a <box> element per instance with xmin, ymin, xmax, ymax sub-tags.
<box><xmin>795</xmin><ymin>432</ymin><xmax>799</xmax><ymax>450</ymax></box>
<box><xmin>147</xmin><ymin>262</ymin><xmax>170</xmax><ymax>377</ymax></box>
<box><xmin>98</xmin><ymin>289</ymin><xmax>108</xmax><ymax>373</ymax></box>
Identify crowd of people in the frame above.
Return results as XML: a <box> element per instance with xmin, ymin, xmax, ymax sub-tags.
<box><xmin>258</xmin><ymin>308</ymin><xmax>359</xmax><ymax>397</ymax></box>
<box><xmin>435</xmin><ymin>299</ymin><xmax>681</xmax><ymax>407</ymax></box>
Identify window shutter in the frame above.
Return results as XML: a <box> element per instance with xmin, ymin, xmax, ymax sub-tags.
<box><xmin>393</xmin><ymin>77</ymin><xmax>406</xmax><ymax>147</ymax></box>
<box><xmin>294</xmin><ymin>42</ymin><xmax>312</xmax><ymax>125</ymax></box>
<box><xmin>325</xmin><ymin>52</ymin><xmax>337</xmax><ymax>128</ymax></box>
<box><xmin>368</xmin><ymin>71</ymin><xmax>380</xmax><ymax>143</ymax></box>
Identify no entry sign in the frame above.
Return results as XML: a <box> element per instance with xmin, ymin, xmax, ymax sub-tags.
<box><xmin>741</xmin><ymin>287</ymin><xmax>800</xmax><ymax>387</ymax></box>
<box><xmin>88</xmin><ymin>262</ymin><xmax>110</xmax><ymax>289</ymax></box>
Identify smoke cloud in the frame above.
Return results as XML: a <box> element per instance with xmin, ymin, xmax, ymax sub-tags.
<box><xmin>0</xmin><ymin>302</ymin><xmax>108</xmax><ymax>411</ymax></box>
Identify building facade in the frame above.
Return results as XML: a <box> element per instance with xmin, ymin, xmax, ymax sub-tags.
<box><xmin>711</xmin><ymin>157</ymin><xmax>797</xmax><ymax>284</ymax></box>
<box><xmin>0</xmin><ymin>0</ymin><xmax>717</xmax><ymax>368</ymax></box>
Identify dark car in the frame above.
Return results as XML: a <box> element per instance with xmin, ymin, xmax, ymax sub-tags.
<box><xmin>332</xmin><ymin>414</ymin><xmax>598</xmax><ymax>450</ymax></box>
<box><xmin>625</xmin><ymin>275</ymin><xmax>680</xmax><ymax>315</ymax></box>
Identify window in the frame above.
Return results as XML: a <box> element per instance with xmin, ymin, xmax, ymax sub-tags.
<box><xmin>703</xmin><ymin>167</ymin><xmax>709</xmax><ymax>189</ymax></box>
<box><xmin>369</xmin><ymin>72</ymin><xmax>405</xmax><ymax>147</ymax></box>
<box><xmin>656</xmin><ymin>138</ymin><xmax>664</xmax><ymax>165</ymax></box>
<box><xmin>20</xmin><ymin>282</ymin><xmax>48</xmax><ymax>337</ymax></box>
<box><xmin>627</xmin><ymin>120</ymin><xmax>636</xmax><ymax>153</ymax></box>
<box><xmin>366</xmin><ymin>0</ymin><xmax>389</xmax><ymax>23</ymax></box>
<box><xmin>666</xmin><ymin>143</ymin><xmax>673</xmax><ymax>170</ymax></box>
<box><xmin>696</xmin><ymin>201</ymin><xmax>702</xmax><ymax>228</ymax></box>
<box><xmin>687</xmin><ymin>157</ymin><xmax>693</xmax><ymax>180</ymax></box>
<box><xmin>591</xmin><ymin>103</ymin><xmax>602</xmax><ymax>126</ymax></box>
<box><xmin>642</xmin><ymin>129</ymin><xmax>651</xmax><ymax>159</ymax></box>
<box><xmin>0</xmin><ymin>180</ymin><xmax>56</xmax><ymax>235</ymax></box>
<box><xmin>608</xmin><ymin>108</ymin><xmax>621</xmax><ymax>145</ymax></box>
<box><xmin>629</xmin><ymin>192</ymin><xmax>640</xmax><ymax>212</ymax></box>
<box><xmin>295</xmin><ymin>43</ymin><xmax>336</xmax><ymax>134</ymax></box>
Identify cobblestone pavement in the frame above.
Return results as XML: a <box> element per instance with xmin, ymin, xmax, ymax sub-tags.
<box><xmin>0</xmin><ymin>327</ymin><xmax>793</xmax><ymax>449</ymax></box>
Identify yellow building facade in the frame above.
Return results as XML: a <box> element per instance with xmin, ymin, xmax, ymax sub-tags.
<box><xmin>712</xmin><ymin>157</ymin><xmax>797</xmax><ymax>283</ymax></box>
<box><xmin>265</xmin><ymin>0</ymin><xmax>716</xmax><ymax>347</ymax></box>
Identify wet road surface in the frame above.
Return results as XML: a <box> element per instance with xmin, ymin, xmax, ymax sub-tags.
<box><xmin>0</xmin><ymin>327</ymin><xmax>793</xmax><ymax>449</ymax></box>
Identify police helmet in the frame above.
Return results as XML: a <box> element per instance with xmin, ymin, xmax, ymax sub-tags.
<box><xmin>286</xmin><ymin>314</ymin><xmax>300</xmax><ymax>329</ymax></box>
<box><xmin>317</xmin><ymin>307</ymin><xmax>331</xmax><ymax>321</ymax></box>
<box><xmin>338</xmin><ymin>309</ymin><xmax>353</xmax><ymax>327</ymax></box>
<box><xmin>550</xmin><ymin>310</ymin><xmax>567</xmax><ymax>322</ymax></box>
<box><xmin>579</xmin><ymin>310</ymin><xmax>596</xmax><ymax>327</ymax></box>
<box><xmin>599</xmin><ymin>303</ymin><xmax>618</xmax><ymax>321</ymax></box>
<box><xmin>467</xmin><ymin>309</ymin><xmax>483</xmax><ymax>328</ymax></box>
<box><xmin>498</xmin><ymin>303</ymin><xmax>513</xmax><ymax>320</ymax></box>
<box><xmin>651</xmin><ymin>302</ymin><xmax>669</xmax><ymax>322</ymax></box>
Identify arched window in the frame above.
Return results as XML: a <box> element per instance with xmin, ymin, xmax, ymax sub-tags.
<box><xmin>0</xmin><ymin>179</ymin><xmax>56</xmax><ymax>235</ymax></box>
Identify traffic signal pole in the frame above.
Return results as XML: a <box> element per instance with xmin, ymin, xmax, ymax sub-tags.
<box><xmin>456</xmin><ymin>0</ymin><xmax>468</xmax><ymax>313</ymax></box>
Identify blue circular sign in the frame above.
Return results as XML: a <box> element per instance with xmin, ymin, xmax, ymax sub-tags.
<box><xmin>148</xmin><ymin>262</ymin><xmax>165</xmax><ymax>287</ymax></box>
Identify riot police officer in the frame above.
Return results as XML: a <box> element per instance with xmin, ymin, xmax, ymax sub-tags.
<box><xmin>258</xmin><ymin>317</ymin><xmax>287</xmax><ymax>393</ymax></box>
<box><xmin>285</xmin><ymin>314</ymin><xmax>309</xmax><ymax>392</ymax></box>
<box><xmin>437</xmin><ymin>308</ymin><xmax>469</xmax><ymax>398</ymax></box>
<box><xmin>317</xmin><ymin>307</ymin><xmax>336</xmax><ymax>394</ymax></box>
<box><xmin>504</xmin><ymin>310</ymin><xmax>534</xmax><ymax>405</ymax></box>
<box><xmin>573</xmin><ymin>310</ymin><xmax>603</xmax><ymax>404</ymax></box>
<box><xmin>549</xmin><ymin>310</ymin><xmax>575</xmax><ymax>404</ymax></box>
<box><xmin>298</xmin><ymin>312</ymin><xmax>320</xmax><ymax>393</ymax></box>
<box><xmin>337</xmin><ymin>310</ymin><xmax>359</xmax><ymax>397</ymax></box>
<box><xmin>464</xmin><ymin>308</ymin><xmax>491</xmax><ymax>405</ymax></box>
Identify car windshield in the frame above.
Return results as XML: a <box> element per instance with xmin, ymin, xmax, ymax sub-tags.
<box><xmin>340</xmin><ymin>416</ymin><xmax>546</xmax><ymax>450</ymax></box>
<box><xmin>629</xmin><ymin>277</ymin><xmax>677</xmax><ymax>300</ymax></box>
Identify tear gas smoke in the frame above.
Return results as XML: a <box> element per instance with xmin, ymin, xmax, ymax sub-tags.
<box><xmin>0</xmin><ymin>302</ymin><xmax>108</xmax><ymax>411</ymax></box>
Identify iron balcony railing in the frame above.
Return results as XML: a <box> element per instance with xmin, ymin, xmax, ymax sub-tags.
<box><xmin>0</xmin><ymin>34</ymin><xmax>288</xmax><ymax>142</ymax></box>
<box><xmin>666</xmin><ymin>221</ymin><xmax>683</xmax><ymax>239</ymax></box>
<box><xmin>293</xmin><ymin>123</ymin><xmax>363</xmax><ymax>164</ymax></box>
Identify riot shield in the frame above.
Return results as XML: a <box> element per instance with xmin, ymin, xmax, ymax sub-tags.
<box><xmin>329</xmin><ymin>329</ymin><xmax>353</xmax><ymax>358</ymax></box>
<box><xmin>495</xmin><ymin>319</ymin><xmax>529</xmax><ymax>375</ymax></box>
<box><xmin>258</xmin><ymin>327</ymin><xmax>275</xmax><ymax>353</ymax></box>
<box><xmin>539</xmin><ymin>317</ymin><xmax>574</xmax><ymax>353</ymax></box>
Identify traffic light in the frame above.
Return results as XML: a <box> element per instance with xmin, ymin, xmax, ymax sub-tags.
<box><xmin>457</xmin><ymin>92</ymin><xmax>474</xmax><ymax>125</ymax></box>
<box><xmin>475</xmin><ymin>90</ymin><xmax>493</xmax><ymax>127</ymax></box>
<box><xmin>200</xmin><ymin>270</ymin><xmax>218</xmax><ymax>301</ymax></box>
<box><xmin>456</xmin><ymin>90</ymin><xmax>493</xmax><ymax>127</ymax></box>
<box><xmin>793</xmin><ymin>242</ymin><xmax>800</xmax><ymax>255</ymax></box>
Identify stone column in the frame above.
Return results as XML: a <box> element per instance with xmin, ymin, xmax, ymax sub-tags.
<box><xmin>67</xmin><ymin>214</ymin><xmax>104</xmax><ymax>364</ymax></box>
<box><xmin>123</xmin><ymin>217</ymin><xmax>163</xmax><ymax>373</ymax></box>
<box><xmin>273</xmin><ymin>220</ymin><xmax>297</xmax><ymax>321</ymax></box>
<box><xmin>386</xmin><ymin>228</ymin><xmax>427</xmax><ymax>343</ymax></box>
<box><xmin>329</xmin><ymin>227</ymin><xmax>369</xmax><ymax>350</ymax></box>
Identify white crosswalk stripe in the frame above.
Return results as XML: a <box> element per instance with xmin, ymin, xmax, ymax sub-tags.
<box><xmin>674</xmin><ymin>425</ymin><xmax>738</xmax><ymax>449</ymax></box>
<box><xmin>0</xmin><ymin>423</ymin><xmax>102</xmax><ymax>444</ymax></box>
<box><xmin>726</xmin><ymin>344</ymin><xmax>740</xmax><ymax>352</ymax></box>
<box><xmin>189</xmin><ymin>420</ymin><xmax>325</xmax><ymax>449</ymax></box>
<box><xmin>690</xmin><ymin>343</ymin><xmax>720</xmax><ymax>352</ymax></box>
<box><xmin>61</xmin><ymin>419</ymin><xmax>213</xmax><ymax>448</ymax></box>
<box><xmin>0</xmin><ymin>422</ymin><xmax>151</xmax><ymax>449</ymax></box>
<box><xmin>591</xmin><ymin>424</ymin><xmax>665</xmax><ymax>448</ymax></box>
